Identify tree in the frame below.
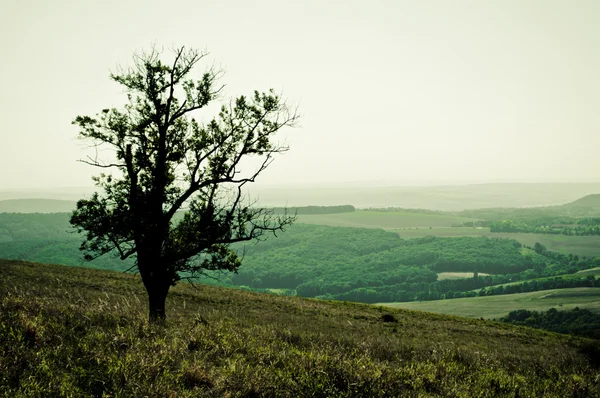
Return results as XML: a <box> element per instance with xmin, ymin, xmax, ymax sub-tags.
<box><xmin>70</xmin><ymin>46</ymin><xmax>298</xmax><ymax>321</ymax></box>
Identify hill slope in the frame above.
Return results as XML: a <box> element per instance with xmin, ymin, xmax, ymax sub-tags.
<box><xmin>565</xmin><ymin>194</ymin><xmax>600</xmax><ymax>209</ymax></box>
<box><xmin>1</xmin><ymin>260</ymin><xmax>599</xmax><ymax>397</ymax></box>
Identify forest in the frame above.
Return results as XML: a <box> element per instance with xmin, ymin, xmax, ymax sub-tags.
<box><xmin>2</xmin><ymin>212</ymin><xmax>599</xmax><ymax>304</ymax></box>
<box><xmin>499</xmin><ymin>307</ymin><xmax>600</xmax><ymax>340</ymax></box>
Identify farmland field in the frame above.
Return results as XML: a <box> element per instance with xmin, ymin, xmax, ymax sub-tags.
<box><xmin>299</xmin><ymin>212</ymin><xmax>600</xmax><ymax>257</ymax></box>
<box><xmin>489</xmin><ymin>233</ymin><xmax>600</xmax><ymax>257</ymax></box>
<box><xmin>396</xmin><ymin>228</ymin><xmax>600</xmax><ymax>258</ymax></box>
<box><xmin>577</xmin><ymin>267</ymin><xmax>600</xmax><ymax>276</ymax></box>
<box><xmin>395</xmin><ymin>226</ymin><xmax>487</xmax><ymax>238</ymax></box>
<box><xmin>378</xmin><ymin>288</ymin><xmax>600</xmax><ymax>319</ymax></box>
<box><xmin>297</xmin><ymin>211</ymin><xmax>479</xmax><ymax>229</ymax></box>
<box><xmin>436</xmin><ymin>272</ymin><xmax>489</xmax><ymax>280</ymax></box>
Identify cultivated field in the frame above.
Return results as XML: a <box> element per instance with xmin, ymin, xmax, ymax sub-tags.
<box><xmin>297</xmin><ymin>211</ymin><xmax>479</xmax><ymax>229</ymax></box>
<box><xmin>299</xmin><ymin>211</ymin><xmax>600</xmax><ymax>258</ymax></box>
<box><xmin>577</xmin><ymin>267</ymin><xmax>600</xmax><ymax>276</ymax></box>
<box><xmin>379</xmin><ymin>288</ymin><xmax>600</xmax><ymax>319</ymax></box>
<box><xmin>399</xmin><ymin>229</ymin><xmax>600</xmax><ymax>257</ymax></box>
<box><xmin>436</xmin><ymin>272</ymin><xmax>489</xmax><ymax>280</ymax></box>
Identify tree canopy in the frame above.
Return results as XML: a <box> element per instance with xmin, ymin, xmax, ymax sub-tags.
<box><xmin>70</xmin><ymin>46</ymin><xmax>298</xmax><ymax>321</ymax></box>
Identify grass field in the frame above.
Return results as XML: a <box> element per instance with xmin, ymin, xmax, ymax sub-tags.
<box><xmin>394</xmin><ymin>226</ymin><xmax>487</xmax><ymax>238</ymax></box>
<box><xmin>297</xmin><ymin>211</ymin><xmax>479</xmax><ymax>229</ymax></box>
<box><xmin>299</xmin><ymin>210</ymin><xmax>600</xmax><ymax>258</ymax></box>
<box><xmin>436</xmin><ymin>272</ymin><xmax>489</xmax><ymax>280</ymax></box>
<box><xmin>577</xmin><ymin>267</ymin><xmax>600</xmax><ymax>276</ymax></box>
<box><xmin>490</xmin><ymin>233</ymin><xmax>600</xmax><ymax>257</ymax></box>
<box><xmin>468</xmin><ymin>268</ymin><xmax>600</xmax><ymax>292</ymax></box>
<box><xmin>396</xmin><ymin>227</ymin><xmax>600</xmax><ymax>258</ymax></box>
<box><xmin>379</xmin><ymin>288</ymin><xmax>600</xmax><ymax>319</ymax></box>
<box><xmin>2</xmin><ymin>260</ymin><xmax>600</xmax><ymax>396</ymax></box>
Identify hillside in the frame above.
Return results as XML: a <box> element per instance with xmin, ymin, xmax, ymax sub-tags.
<box><xmin>2</xmin><ymin>260</ymin><xmax>600</xmax><ymax>397</ymax></box>
<box><xmin>565</xmin><ymin>194</ymin><xmax>600</xmax><ymax>209</ymax></box>
<box><xmin>0</xmin><ymin>199</ymin><xmax>76</xmax><ymax>213</ymax></box>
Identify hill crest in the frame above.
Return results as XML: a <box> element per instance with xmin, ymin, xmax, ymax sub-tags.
<box><xmin>564</xmin><ymin>194</ymin><xmax>600</xmax><ymax>208</ymax></box>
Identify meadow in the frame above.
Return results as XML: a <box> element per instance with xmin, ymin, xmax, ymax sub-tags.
<box><xmin>298</xmin><ymin>210</ymin><xmax>600</xmax><ymax>257</ymax></box>
<box><xmin>436</xmin><ymin>272</ymin><xmax>489</xmax><ymax>280</ymax></box>
<box><xmin>399</xmin><ymin>229</ymin><xmax>600</xmax><ymax>257</ymax></box>
<box><xmin>297</xmin><ymin>210</ymin><xmax>479</xmax><ymax>229</ymax></box>
<box><xmin>381</xmin><ymin>287</ymin><xmax>600</xmax><ymax>319</ymax></box>
<box><xmin>2</xmin><ymin>260</ymin><xmax>600</xmax><ymax>397</ymax></box>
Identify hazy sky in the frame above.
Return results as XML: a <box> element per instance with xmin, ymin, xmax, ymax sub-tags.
<box><xmin>1</xmin><ymin>0</ymin><xmax>599</xmax><ymax>189</ymax></box>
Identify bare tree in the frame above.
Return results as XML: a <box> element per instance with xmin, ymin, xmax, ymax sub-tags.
<box><xmin>70</xmin><ymin>46</ymin><xmax>298</xmax><ymax>321</ymax></box>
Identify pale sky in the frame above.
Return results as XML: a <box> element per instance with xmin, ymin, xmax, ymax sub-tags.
<box><xmin>1</xmin><ymin>0</ymin><xmax>599</xmax><ymax>190</ymax></box>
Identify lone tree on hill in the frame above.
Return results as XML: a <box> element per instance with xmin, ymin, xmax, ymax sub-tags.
<box><xmin>70</xmin><ymin>46</ymin><xmax>298</xmax><ymax>322</ymax></box>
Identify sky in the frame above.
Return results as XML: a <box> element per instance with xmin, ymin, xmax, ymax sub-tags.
<box><xmin>1</xmin><ymin>0</ymin><xmax>599</xmax><ymax>190</ymax></box>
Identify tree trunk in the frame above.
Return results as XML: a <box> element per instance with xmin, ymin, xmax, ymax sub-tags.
<box><xmin>147</xmin><ymin>283</ymin><xmax>169</xmax><ymax>322</ymax></box>
<box><xmin>142</xmin><ymin>271</ymin><xmax>171</xmax><ymax>323</ymax></box>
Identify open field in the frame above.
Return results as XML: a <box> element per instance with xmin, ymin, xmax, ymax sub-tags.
<box><xmin>491</xmin><ymin>233</ymin><xmax>600</xmax><ymax>257</ymax></box>
<box><xmin>379</xmin><ymin>288</ymin><xmax>600</xmax><ymax>319</ymax></box>
<box><xmin>394</xmin><ymin>226</ymin><xmax>486</xmax><ymax>238</ymax></box>
<box><xmin>298</xmin><ymin>210</ymin><xmax>600</xmax><ymax>258</ymax></box>
<box><xmin>437</xmin><ymin>272</ymin><xmax>489</xmax><ymax>280</ymax></box>
<box><xmin>395</xmin><ymin>227</ymin><xmax>600</xmax><ymax>258</ymax></box>
<box><xmin>578</xmin><ymin>267</ymin><xmax>600</xmax><ymax>276</ymax></box>
<box><xmin>297</xmin><ymin>211</ymin><xmax>479</xmax><ymax>229</ymax></box>
<box><xmin>2</xmin><ymin>260</ymin><xmax>600</xmax><ymax>397</ymax></box>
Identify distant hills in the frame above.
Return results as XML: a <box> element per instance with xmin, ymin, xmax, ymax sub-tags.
<box><xmin>0</xmin><ymin>199</ymin><xmax>76</xmax><ymax>213</ymax></box>
<box><xmin>2</xmin><ymin>183</ymin><xmax>600</xmax><ymax>213</ymax></box>
<box><xmin>564</xmin><ymin>194</ymin><xmax>600</xmax><ymax>209</ymax></box>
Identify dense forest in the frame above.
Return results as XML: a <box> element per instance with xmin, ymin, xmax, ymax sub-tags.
<box><xmin>3</xmin><ymin>212</ymin><xmax>599</xmax><ymax>304</ymax></box>
<box><xmin>499</xmin><ymin>307</ymin><xmax>600</xmax><ymax>340</ymax></box>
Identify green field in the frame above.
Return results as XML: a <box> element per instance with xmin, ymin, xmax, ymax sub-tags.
<box><xmin>436</xmin><ymin>272</ymin><xmax>489</xmax><ymax>280</ymax></box>
<box><xmin>298</xmin><ymin>211</ymin><xmax>600</xmax><ymax>258</ymax></box>
<box><xmin>396</xmin><ymin>227</ymin><xmax>600</xmax><ymax>258</ymax></box>
<box><xmin>297</xmin><ymin>211</ymin><xmax>479</xmax><ymax>229</ymax></box>
<box><xmin>490</xmin><ymin>233</ymin><xmax>600</xmax><ymax>257</ymax></box>
<box><xmin>394</xmin><ymin>226</ymin><xmax>486</xmax><ymax>238</ymax></box>
<box><xmin>577</xmin><ymin>267</ymin><xmax>600</xmax><ymax>276</ymax></box>
<box><xmin>379</xmin><ymin>288</ymin><xmax>600</xmax><ymax>319</ymax></box>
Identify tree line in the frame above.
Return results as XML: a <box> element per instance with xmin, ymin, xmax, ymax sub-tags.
<box><xmin>499</xmin><ymin>307</ymin><xmax>600</xmax><ymax>340</ymax></box>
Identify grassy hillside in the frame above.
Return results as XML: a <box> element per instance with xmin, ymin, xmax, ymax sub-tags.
<box><xmin>565</xmin><ymin>194</ymin><xmax>600</xmax><ymax>209</ymax></box>
<box><xmin>2</xmin><ymin>260</ymin><xmax>600</xmax><ymax>397</ymax></box>
<box><xmin>381</xmin><ymin>288</ymin><xmax>600</xmax><ymax>319</ymax></box>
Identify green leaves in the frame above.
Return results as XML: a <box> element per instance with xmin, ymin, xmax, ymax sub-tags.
<box><xmin>71</xmin><ymin>46</ymin><xmax>297</xmax><ymax>293</ymax></box>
